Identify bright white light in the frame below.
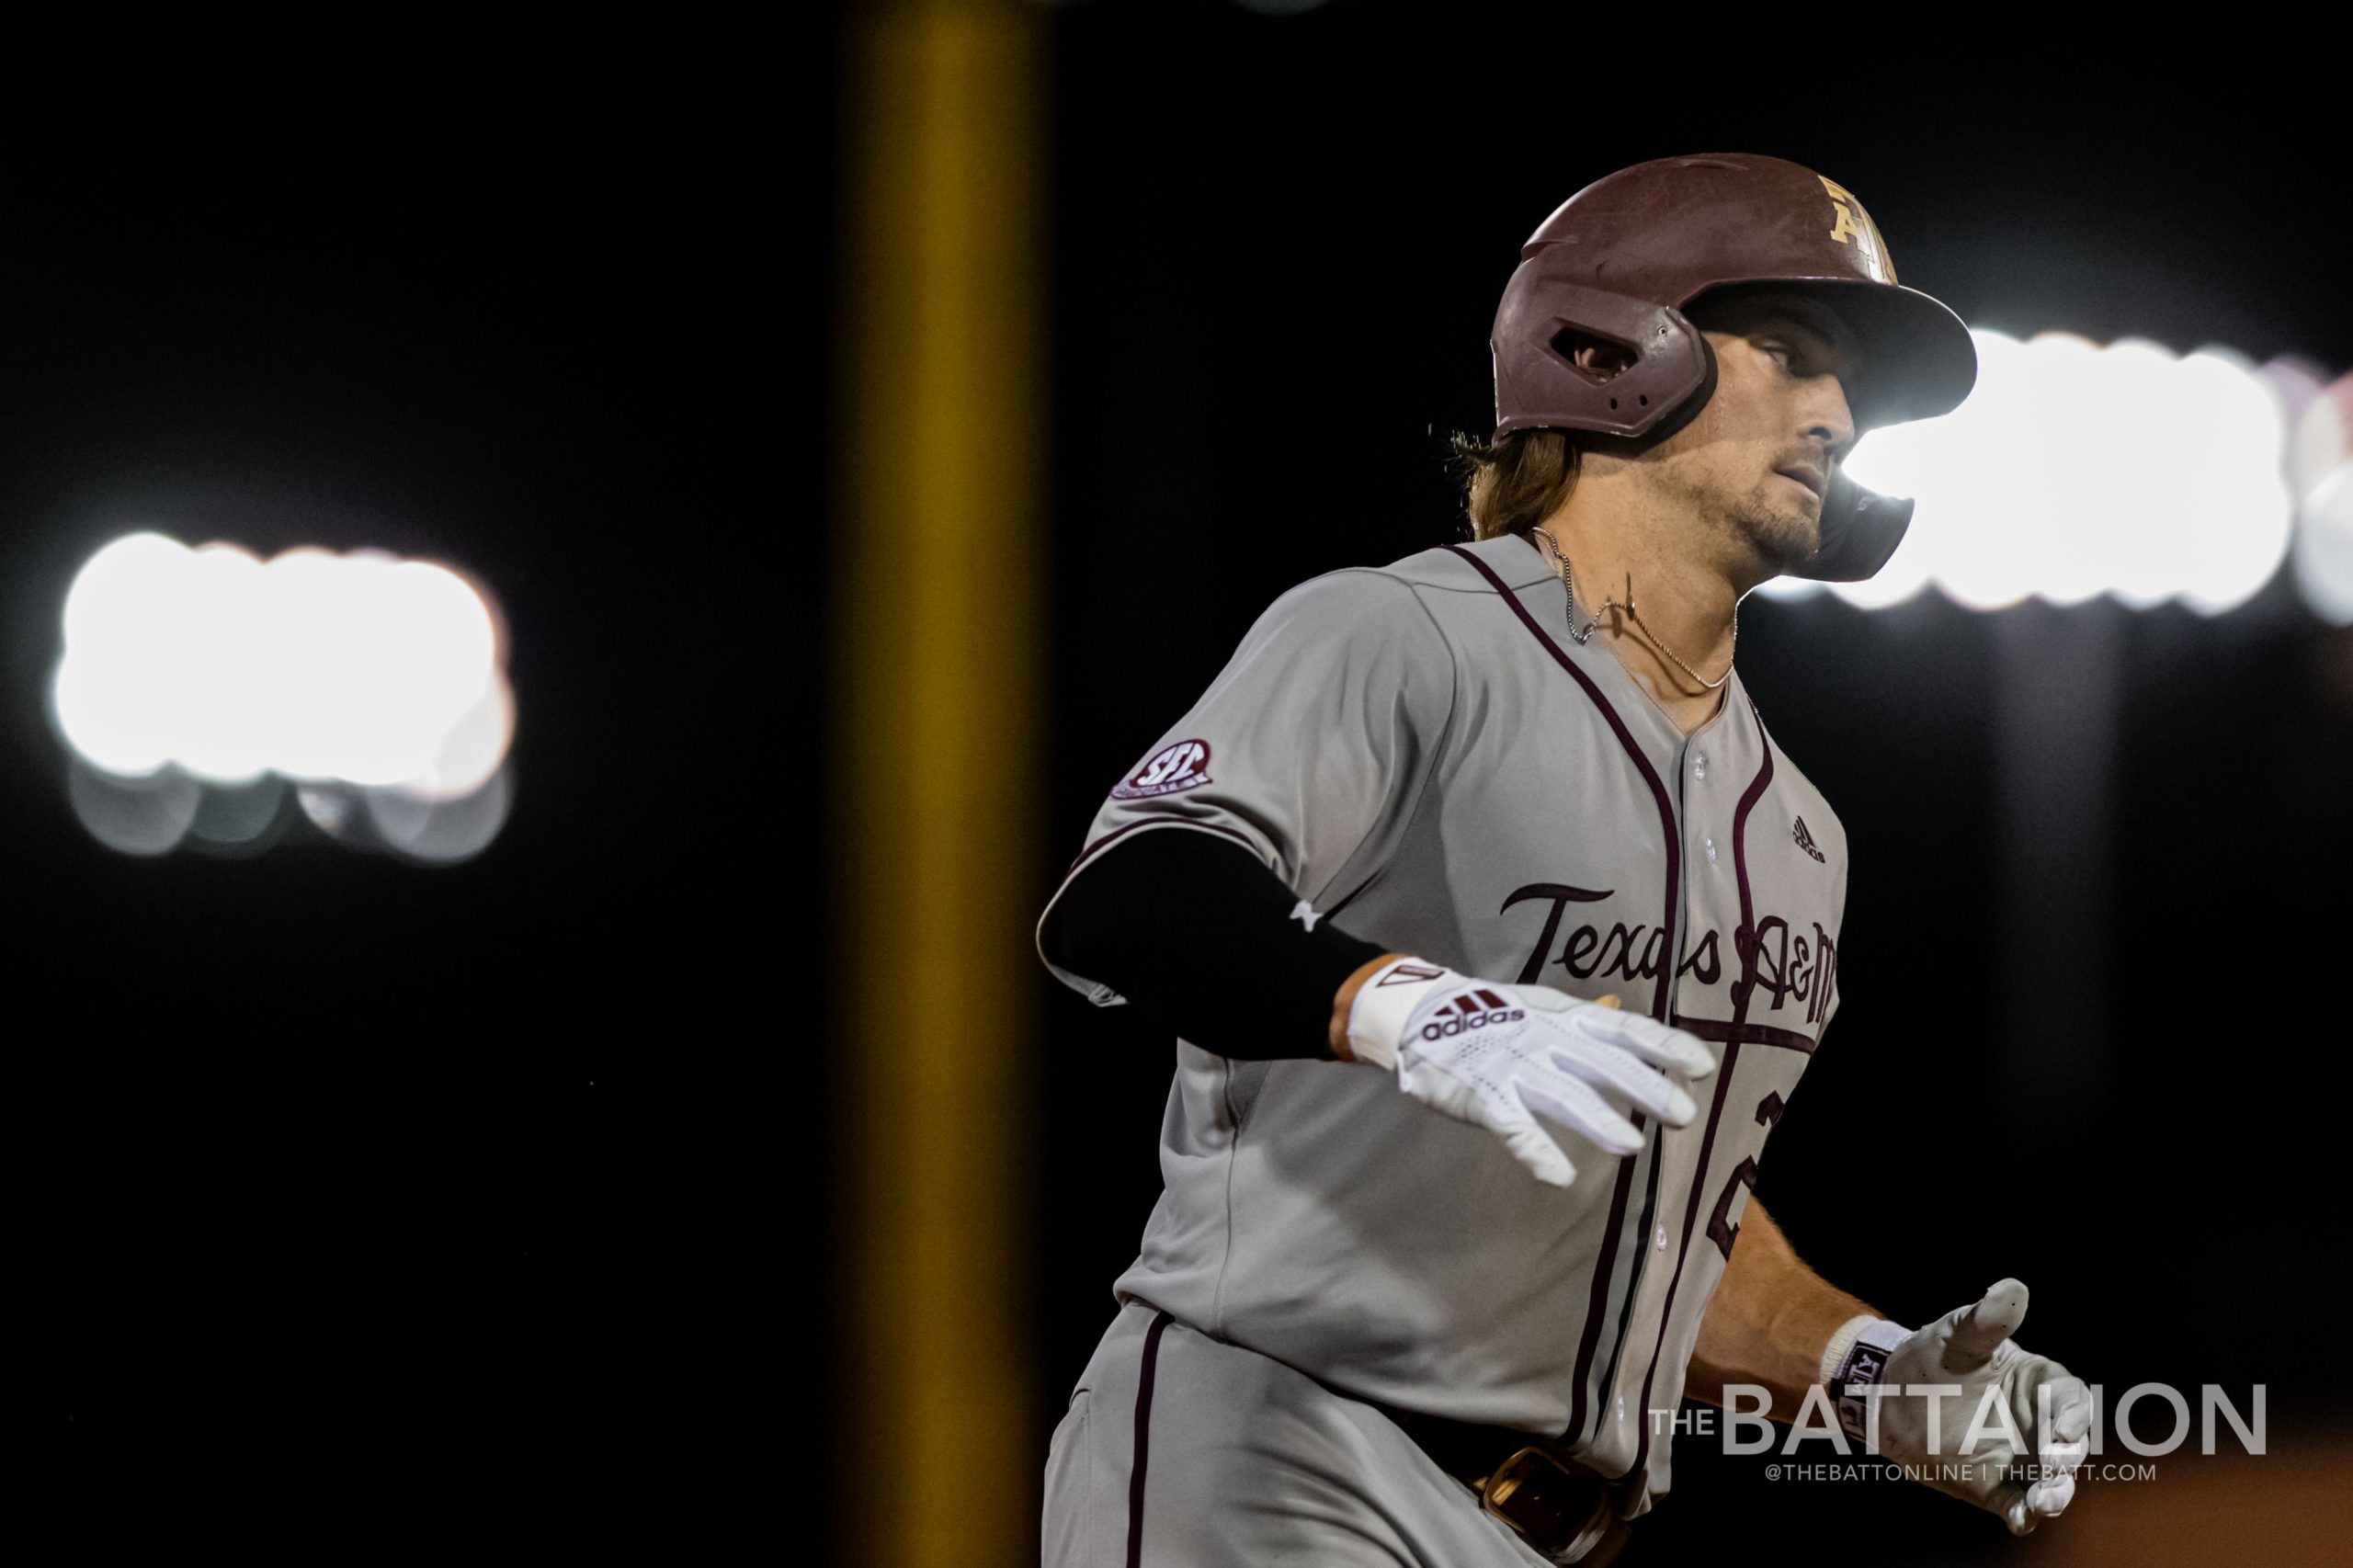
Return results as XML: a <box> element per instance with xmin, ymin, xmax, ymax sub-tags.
<box><xmin>297</xmin><ymin>781</ymin><xmax>362</xmax><ymax>838</ymax></box>
<box><xmin>2073</xmin><ymin>337</ymin><xmax>2181</xmax><ymax>609</ymax></box>
<box><xmin>1830</xmin><ymin>329</ymin><xmax>2035</xmax><ymax>611</ymax></box>
<box><xmin>1812</xmin><ymin>327</ymin><xmax>2294</xmax><ymax>616</ymax></box>
<box><xmin>2258</xmin><ymin>356</ymin><xmax>2329</xmax><ymax>465</ymax></box>
<box><xmin>185</xmin><ymin>775</ymin><xmax>288</xmax><ymax>851</ymax></box>
<box><xmin>405</xmin><ymin>673</ymin><xmax>516</xmax><ymax>801</ymax></box>
<box><xmin>2292</xmin><ymin>461</ymin><xmax>2353</xmax><ymax>625</ymax></box>
<box><xmin>173</xmin><ymin>542</ymin><xmax>274</xmax><ymax>780</ymax></box>
<box><xmin>2174</xmin><ymin>347</ymin><xmax>2295</xmax><ymax>615</ymax></box>
<box><xmin>1751</xmin><ymin>574</ymin><xmax>1824</xmax><ymax>602</ymax></box>
<box><xmin>53</xmin><ymin>535</ymin><xmax>510</xmax><ymax>798</ymax></box>
<box><xmin>2291</xmin><ymin>372</ymin><xmax>2353</xmax><ymax>503</ymax></box>
<box><xmin>367</xmin><ymin>766</ymin><xmax>514</xmax><ymax>864</ymax></box>
<box><xmin>66</xmin><ymin>759</ymin><xmax>201</xmax><ymax>856</ymax></box>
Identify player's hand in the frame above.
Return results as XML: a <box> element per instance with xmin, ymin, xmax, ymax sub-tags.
<box><xmin>1342</xmin><ymin>957</ymin><xmax>1715</xmax><ymax>1187</ymax></box>
<box><xmin>1832</xmin><ymin>1280</ymin><xmax>2091</xmax><ymax>1533</ymax></box>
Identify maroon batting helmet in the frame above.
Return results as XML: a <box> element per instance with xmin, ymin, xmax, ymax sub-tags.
<box><xmin>1490</xmin><ymin>153</ymin><xmax>1977</xmax><ymax>581</ymax></box>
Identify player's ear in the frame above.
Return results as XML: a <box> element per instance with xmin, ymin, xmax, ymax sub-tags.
<box><xmin>1558</xmin><ymin>329</ymin><xmax>1636</xmax><ymax>384</ymax></box>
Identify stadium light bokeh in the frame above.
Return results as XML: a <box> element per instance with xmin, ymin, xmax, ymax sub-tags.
<box><xmin>1756</xmin><ymin>328</ymin><xmax>2351</xmax><ymax>620</ymax></box>
<box><xmin>2295</xmin><ymin>462</ymin><xmax>2353</xmax><ymax>625</ymax></box>
<box><xmin>51</xmin><ymin>532</ymin><xmax>514</xmax><ymax>860</ymax></box>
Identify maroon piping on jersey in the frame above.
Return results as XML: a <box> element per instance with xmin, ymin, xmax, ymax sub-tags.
<box><xmin>1127</xmin><ymin>1310</ymin><xmax>1176</xmax><ymax>1568</ymax></box>
<box><xmin>1440</xmin><ymin>542</ymin><xmax>1680</xmax><ymax>1447</ymax></box>
<box><xmin>1630</xmin><ymin>698</ymin><xmax>1776</xmax><ymax>1478</ymax></box>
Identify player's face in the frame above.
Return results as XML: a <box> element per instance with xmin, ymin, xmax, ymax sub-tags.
<box><xmin>1637</xmin><ymin>291</ymin><xmax>1859</xmax><ymax>576</ymax></box>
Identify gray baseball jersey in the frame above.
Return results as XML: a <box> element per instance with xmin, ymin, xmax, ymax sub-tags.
<box><xmin>1040</xmin><ymin>530</ymin><xmax>1849</xmax><ymax>1505</ymax></box>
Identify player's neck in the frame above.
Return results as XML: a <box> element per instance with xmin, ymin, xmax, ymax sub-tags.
<box><xmin>1535</xmin><ymin>496</ymin><xmax>1740</xmax><ymax>735</ymax></box>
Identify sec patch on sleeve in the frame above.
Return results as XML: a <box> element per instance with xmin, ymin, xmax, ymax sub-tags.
<box><xmin>1113</xmin><ymin>739</ymin><xmax>1212</xmax><ymax>799</ymax></box>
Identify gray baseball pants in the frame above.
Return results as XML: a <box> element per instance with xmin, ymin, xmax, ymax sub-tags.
<box><xmin>1042</xmin><ymin>1298</ymin><xmax>1552</xmax><ymax>1566</ymax></box>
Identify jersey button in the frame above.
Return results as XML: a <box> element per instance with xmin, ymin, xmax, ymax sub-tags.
<box><xmin>1654</xmin><ymin>1224</ymin><xmax>1668</xmax><ymax>1250</ymax></box>
<box><xmin>1694</xmin><ymin>752</ymin><xmax>1709</xmax><ymax>780</ymax></box>
<box><xmin>1703</xmin><ymin>836</ymin><xmax>1718</xmax><ymax>864</ymax></box>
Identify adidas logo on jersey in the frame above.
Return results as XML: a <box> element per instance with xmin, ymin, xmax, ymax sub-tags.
<box><xmin>1793</xmin><ymin>815</ymin><xmax>1825</xmax><ymax>863</ymax></box>
<box><xmin>1421</xmin><ymin>988</ymin><xmax>1524</xmax><ymax>1040</ymax></box>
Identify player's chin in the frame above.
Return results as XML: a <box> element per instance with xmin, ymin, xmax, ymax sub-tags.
<box><xmin>1742</xmin><ymin>505</ymin><xmax>1821</xmax><ymax>576</ymax></box>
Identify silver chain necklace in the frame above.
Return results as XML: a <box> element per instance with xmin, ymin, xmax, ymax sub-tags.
<box><xmin>1529</xmin><ymin>526</ymin><xmax>1735</xmax><ymax>692</ymax></box>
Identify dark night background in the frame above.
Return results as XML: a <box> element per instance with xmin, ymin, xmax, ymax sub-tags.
<box><xmin>1016</xmin><ymin>6</ymin><xmax>2351</xmax><ymax>1564</ymax></box>
<box><xmin>11</xmin><ymin>52</ymin><xmax>773</xmax><ymax>1530</ymax></box>
<box><xmin>17</xmin><ymin>8</ymin><xmax>2340</xmax><ymax>1562</ymax></box>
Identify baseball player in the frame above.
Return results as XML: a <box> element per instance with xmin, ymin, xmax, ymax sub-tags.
<box><xmin>1036</xmin><ymin>153</ymin><xmax>2092</xmax><ymax>1566</ymax></box>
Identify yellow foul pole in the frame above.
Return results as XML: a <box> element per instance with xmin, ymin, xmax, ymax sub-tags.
<box><xmin>835</xmin><ymin>3</ymin><xmax>1044</xmax><ymax>1564</ymax></box>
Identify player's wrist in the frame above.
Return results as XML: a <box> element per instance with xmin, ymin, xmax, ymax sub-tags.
<box><xmin>1338</xmin><ymin>955</ymin><xmax>1450</xmax><ymax>1071</ymax></box>
<box><xmin>1819</xmin><ymin>1314</ymin><xmax>1910</xmax><ymax>1446</ymax></box>
<box><xmin>1329</xmin><ymin>952</ymin><xmax>1405</xmax><ymax>1062</ymax></box>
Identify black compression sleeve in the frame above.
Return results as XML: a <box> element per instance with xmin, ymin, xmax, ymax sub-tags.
<box><xmin>1040</xmin><ymin>829</ymin><xmax>1391</xmax><ymax>1061</ymax></box>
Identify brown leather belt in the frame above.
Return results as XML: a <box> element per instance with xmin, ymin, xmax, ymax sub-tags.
<box><xmin>1379</xmin><ymin>1406</ymin><xmax>1635</xmax><ymax>1566</ymax></box>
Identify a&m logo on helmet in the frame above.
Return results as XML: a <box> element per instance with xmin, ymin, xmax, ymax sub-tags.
<box><xmin>1112</xmin><ymin>738</ymin><xmax>1213</xmax><ymax>800</ymax></box>
<box><xmin>1817</xmin><ymin>175</ymin><xmax>1895</xmax><ymax>283</ymax></box>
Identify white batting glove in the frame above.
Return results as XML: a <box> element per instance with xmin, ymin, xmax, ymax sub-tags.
<box><xmin>1344</xmin><ymin>958</ymin><xmax>1715</xmax><ymax>1187</ymax></box>
<box><xmin>1823</xmin><ymin>1279</ymin><xmax>2092</xmax><ymax>1534</ymax></box>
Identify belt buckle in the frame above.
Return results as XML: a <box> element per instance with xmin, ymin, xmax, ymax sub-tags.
<box><xmin>1479</xmin><ymin>1446</ymin><xmax>1616</xmax><ymax>1565</ymax></box>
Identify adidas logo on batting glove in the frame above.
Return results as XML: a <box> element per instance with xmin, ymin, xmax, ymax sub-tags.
<box><xmin>1345</xmin><ymin>958</ymin><xmax>1716</xmax><ymax>1187</ymax></box>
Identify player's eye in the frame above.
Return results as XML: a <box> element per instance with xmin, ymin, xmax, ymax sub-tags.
<box><xmin>1760</xmin><ymin>340</ymin><xmax>1798</xmax><ymax>371</ymax></box>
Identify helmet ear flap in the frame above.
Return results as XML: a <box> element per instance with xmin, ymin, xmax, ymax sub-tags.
<box><xmin>1549</xmin><ymin>325</ymin><xmax>1640</xmax><ymax>387</ymax></box>
<box><xmin>1629</xmin><ymin>331</ymin><xmax>1716</xmax><ymax>448</ymax></box>
<box><xmin>1575</xmin><ymin>326</ymin><xmax>1716</xmax><ymax>455</ymax></box>
<box><xmin>1492</xmin><ymin>267</ymin><xmax>1712</xmax><ymax>440</ymax></box>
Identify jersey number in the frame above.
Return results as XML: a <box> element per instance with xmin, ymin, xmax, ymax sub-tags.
<box><xmin>1703</xmin><ymin>1090</ymin><xmax>1785</xmax><ymax>1261</ymax></box>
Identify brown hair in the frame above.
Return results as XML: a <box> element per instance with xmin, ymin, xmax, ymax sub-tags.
<box><xmin>1447</xmin><ymin>427</ymin><xmax>1579</xmax><ymax>541</ymax></box>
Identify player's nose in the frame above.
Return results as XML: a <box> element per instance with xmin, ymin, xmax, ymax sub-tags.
<box><xmin>1802</xmin><ymin>373</ymin><xmax>1856</xmax><ymax>457</ymax></box>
